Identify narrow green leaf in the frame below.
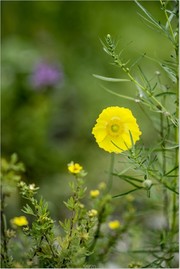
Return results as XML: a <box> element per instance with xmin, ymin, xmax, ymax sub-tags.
<box><xmin>137</xmin><ymin>12</ymin><xmax>163</xmax><ymax>32</ymax></box>
<box><xmin>121</xmin><ymin>177</ymin><xmax>141</xmax><ymax>188</ymax></box>
<box><xmin>161</xmin><ymin>63</ymin><xmax>177</xmax><ymax>82</ymax></box>
<box><xmin>155</xmin><ymin>91</ymin><xmax>176</xmax><ymax>97</ymax></box>
<box><xmin>93</xmin><ymin>74</ymin><xmax>130</xmax><ymax>82</ymax></box>
<box><xmin>101</xmin><ymin>85</ymin><xmax>136</xmax><ymax>102</ymax></box>
<box><xmin>113</xmin><ymin>187</ymin><xmax>143</xmax><ymax>198</ymax></box>
<box><xmin>163</xmin><ymin>184</ymin><xmax>179</xmax><ymax>195</ymax></box>
<box><xmin>165</xmin><ymin>166</ymin><xmax>178</xmax><ymax>176</ymax></box>
<box><xmin>135</xmin><ymin>0</ymin><xmax>162</xmax><ymax>28</ymax></box>
<box><xmin>113</xmin><ymin>174</ymin><xmax>143</xmax><ymax>183</ymax></box>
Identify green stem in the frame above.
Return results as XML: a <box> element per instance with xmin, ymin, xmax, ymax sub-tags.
<box><xmin>44</xmin><ymin>234</ymin><xmax>57</xmax><ymax>258</ymax></box>
<box><xmin>86</xmin><ymin>204</ymin><xmax>106</xmax><ymax>263</ymax></box>
<box><xmin>160</xmin><ymin>111</ymin><xmax>169</xmax><ymax>231</ymax></box>
<box><xmin>171</xmin><ymin>38</ymin><xmax>179</xmax><ymax>236</ymax></box>
<box><xmin>107</xmin><ymin>153</ymin><xmax>115</xmax><ymax>192</ymax></box>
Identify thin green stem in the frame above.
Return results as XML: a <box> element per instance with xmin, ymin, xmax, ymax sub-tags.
<box><xmin>171</xmin><ymin>41</ymin><xmax>179</xmax><ymax>236</ymax></box>
<box><xmin>107</xmin><ymin>153</ymin><xmax>115</xmax><ymax>192</ymax></box>
<box><xmin>86</xmin><ymin>204</ymin><xmax>106</xmax><ymax>263</ymax></box>
<box><xmin>160</xmin><ymin>111</ymin><xmax>169</xmax><ymax>231</ymax></box>
<box><xmin>44</xmin><ymin>234</ymin><xmax>57</xmax><ymax>258</ymax></box>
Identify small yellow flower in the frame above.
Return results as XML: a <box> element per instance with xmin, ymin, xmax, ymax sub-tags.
<box><xmin>108</xmin><ymin>220</ymin><xmax>120</xmax><ymax>230</ymax></box>
<box><xmin>90</xmin><ymin>189</ymin><xmax>100</xmax><ymax>198</ymax></box>
<box><xmin>11</xmin><ymin>216</ymin><xmax>28</xmax><ymax>227</ymax></box>
<box><xmin>68</xmin><ymin>161</ymin><xmax>83</xmax><ymax>174</ymax></box>
<box><xmin>92</xmin><ymin>106</ymin><xmax>142</xmax><ymax>153</ymax></box>
<box><xmin>88</xmin><ymin>209</ymin><xmax>98</xmax><ymax>217</ymax></box>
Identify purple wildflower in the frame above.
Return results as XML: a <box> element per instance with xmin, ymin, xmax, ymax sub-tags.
<box><xmin>30</xmin><ymin>61</ymin><xmax>63</xmax><ymax>89</ymax></box>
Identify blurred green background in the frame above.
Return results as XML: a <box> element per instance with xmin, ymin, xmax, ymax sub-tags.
<box><xmin>2</xmin><ymin>1</ymin><xmax>173</xmax><ymax>219</ymax></box>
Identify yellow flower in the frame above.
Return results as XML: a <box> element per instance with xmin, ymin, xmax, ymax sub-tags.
<box><xmin>11</xmin><ymin>216</ymin><xmax>28</xmax><ymax>227</ymax></box>
<box><xmin>92</xmin><ymin>106</ymin><xmax>142</xmax><ymax>153</ymax></box>
<box><xmin>108</xmin><ymin>220</ymin><xmax>120</xmax><ymax>230</ymax></box>
<box><xmin>88</xmin><ymin>209</ymin><xmax>98</xmax><ymax>217</ymax></box>
<box><xmin>68</xmin><ymin>161</ymin><xmax>83</xmax><ymax>174</ymax></box>
<box><xmin>90</xmin><ymin>189</ymin><xmax>100</xmax><ymax>198</ymax></box>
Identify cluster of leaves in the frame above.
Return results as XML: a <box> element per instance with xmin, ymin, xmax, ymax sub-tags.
<box><xmin>1</xmin><ymin>155</ymin><xmax>137</xmax><ymax>268</ymax></box>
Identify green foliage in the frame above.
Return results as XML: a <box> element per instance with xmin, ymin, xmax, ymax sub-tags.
<box><xmin>1</xmin><ymin>154</ymin><xmax>25</xmax><ymax>267</ymax></box>
<box><xmin>93</xmin><ymin>0</ymin><xmax>179</xmax><ymax>267</ymax></box>
<box><xmin>1</xmin><ymin>155</ymin><xmax>132</xmax><ymax>268</ymax></box>
<box><xmin>1</xmin><ymin>0</ymin><xmax>179</xmax><ymax>268</ymax></box>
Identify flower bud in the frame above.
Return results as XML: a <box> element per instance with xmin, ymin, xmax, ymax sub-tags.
<box><xmin>142</xmin><ymin>179</ymin><xmax>152</xmax><ymax>189</ymax></box>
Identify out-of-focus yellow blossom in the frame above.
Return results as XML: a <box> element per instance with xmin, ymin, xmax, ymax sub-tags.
<box><xmin>92</xmin><ymin>106</ymin><xmax>142</xmax><ymax>153</ymax></box>
<box><xmin>128</xmin><ymin>261</ymin><xmax>142</xmax><ymax>268</ymax></box>
<box><xmin>98</xmin><ymin>182</ymin><xmax>106</xmax><ymax>190</ymax></box>
<box><xmin>79</xmin><ymin>203</ymin><xmax>85</xmax><ymax>209</ymax></box>
<box><xmin>68</xmin><ymin>161</ymin><xmax>83</xmax><ymax>174</ymax></box>
<box><xmin>90</xmin><ymin>189</ymin><xmax>100</xmax><ymax>198</ymax></box>
<box><xmin>126</xmin><ymin>194</ymin><xmax>135</xmax><ymax>202</ymax></box>
<box><xmin>11</xmin><ymin>216</ymin><xmax>28</xmax><ymax>226</ymax></box>
<box><xmin>88</xmin><ymin>209</ymin><xmax>98</xmax><ymax>217</ymax></box>
<box><xmin>108</xmin><ymin>220</ymin><xmax>120</xmax><ymax>230</ymax></box>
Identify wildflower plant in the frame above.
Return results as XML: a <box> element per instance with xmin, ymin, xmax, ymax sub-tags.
<box><xmin>1</xmin><ymin>1</ymin><xmax>179</xmax><ymax>268</ymax></box>
<box><xmin>1</xmin><ymin>155</ymin><xmax>130</xmax><ymax>268</ymax></box>
<box><xmin>92</xmin><ymin>0</ymin><xmax>179</xmax><ymax>267</ymax></box>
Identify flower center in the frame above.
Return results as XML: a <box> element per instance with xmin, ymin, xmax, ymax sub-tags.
<box><xmin>107</xmin><ymin>118</ymin><xmax>124</xmax><ymax>137</ymax></box>
<box><xmin>111</xmin><ymin>124</ymin><xmax>119</xmax><ymax>133</ymax></box>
